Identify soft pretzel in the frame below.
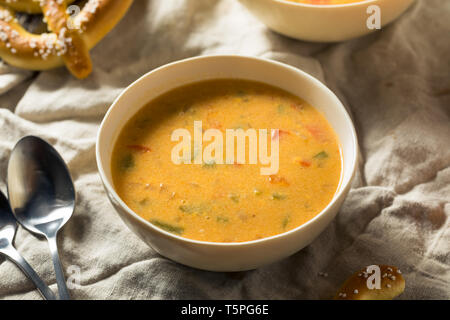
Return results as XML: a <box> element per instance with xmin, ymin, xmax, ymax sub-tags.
<box><xmin>0</xmin><ymin>0</ymin><xmax>76</xmax><ymax>14</ymax></box>
<box><xmin>0</xmin><ymin>0</ymin><xmax>133</xmax><ymax>79</ymax></box>
<box><xmin>334</xmin><ymin>265</ymin><xmax>405</xmax><ymax>300</ymax></box>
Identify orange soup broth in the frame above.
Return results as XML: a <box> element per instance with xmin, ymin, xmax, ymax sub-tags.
<box><xmin>112</xmin><ymin>80</ymin><xmax>342</xmax><ymax>243</ymax></box>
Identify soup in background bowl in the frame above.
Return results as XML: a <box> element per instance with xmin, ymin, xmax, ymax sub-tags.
<box><xmin>288</xmin><ymin>0</ymin><xmax>363</xmax><ymax>4</ymax></box>
<box><xmin>96</xmin><ymin>55</ymin><xmax>358</xmax><ymax>271</ymax></box>
<box><xmin>238</xmin><ymin>0</ymin><xmax>416</xmax><ymax>42</ymax></box>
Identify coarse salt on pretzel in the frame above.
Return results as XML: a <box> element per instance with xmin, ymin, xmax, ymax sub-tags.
<box><xmin>0</xmin><ymin>0</ymin><xmax>76</xmax><ymax>14</ymax></box>
<box><xmin>334</xmin><ymin>265</ymin><xmax>405</xmax><ymax>300</ymax></box>
<box><xmin>0</xmin><ymin>0</ymin><xmax>133</xmax><ymax>79</ymax></box>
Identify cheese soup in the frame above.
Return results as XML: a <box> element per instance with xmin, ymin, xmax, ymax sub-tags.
<box><xmin>112</xmin><ymin>80</ymin><xmax>342</xmax><ymax>242</ymax></box>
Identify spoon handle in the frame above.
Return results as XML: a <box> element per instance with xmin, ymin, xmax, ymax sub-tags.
<box><xmin>0</xmin><ymin>245</ymin><xmax>56</xmax><ymax>300</ymax></box>
<box><xmin>47</xmin><ymin>235</ymin><xmax>71</xmax><ymax>300</ymax></box>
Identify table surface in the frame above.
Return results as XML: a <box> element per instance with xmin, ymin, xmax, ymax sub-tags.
<box><xmin>0</xmin><ymin>0</ymin><xmax>448</xmax><ymax>299</ymax></box>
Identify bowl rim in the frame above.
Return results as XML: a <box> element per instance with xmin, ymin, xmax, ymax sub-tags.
<box><xmin>273</xmin><ymin>0</ymin><xmax>378</xmax><ymax>8</ymax></box>
<box><xmin>96</xmin><ymin>54</ymin><xmax>359</xmax><ymax>248</ymax></box>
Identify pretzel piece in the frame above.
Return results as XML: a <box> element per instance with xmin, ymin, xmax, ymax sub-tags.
<box><xmin>334</xmin><ymin>265</ymin><xmax>405</xmax><ymax>300</ymax></box>
<box><xmin>40</xmin><ymin>0</ymin><xmax>92</xmax><ymax>78</ymax></box>
<box><xmin>1</xmin><ymin>0</ymin><xmax>50</xmax><ymax>14</ymax></box>
<box><xmin>0</xmin><ymin>0</ymin><xmax>133</xmax><ymax>78</ymax></box>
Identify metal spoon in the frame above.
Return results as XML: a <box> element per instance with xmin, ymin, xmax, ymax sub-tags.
<box><xmin>7</xmin><ymin>136</ymin><xmax>75</xmax><ymax>300</ymax></box>
<box><xmin>0</xmin><ymin>190</ymin><xmax>56</xmax><ymax>300</ymax></box>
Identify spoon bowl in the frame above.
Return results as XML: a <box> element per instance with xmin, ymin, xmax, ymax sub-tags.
<box><xmin>7</xmin><ymin>137</ymin><xmax>75</xmax><ymax>236</ymax></box>
<box><xmin>0</xmin><ymin>190</ymin><xmax>56</xmax><ymax>300</ymax></box>
<box><xmin>7</xmin><ymin>136</ymin><xmax>75</xmax><ymax>300</ymax></box>
<box><xmin>0</xmin><ymin>190</ymin><xmax>17</xmax><ymax>247</ymax></box>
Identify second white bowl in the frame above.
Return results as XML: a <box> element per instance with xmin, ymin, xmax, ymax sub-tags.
<box><xmin>238</xmin><ymin>0</ymin><xmax>416</xmax><ymax>42</ymax></box>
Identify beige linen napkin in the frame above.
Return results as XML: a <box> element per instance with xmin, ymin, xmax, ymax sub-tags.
<box><xmin>0</xmin><ymin>0</ymin><xmax>448</xmax><ymax>299</ymax></box>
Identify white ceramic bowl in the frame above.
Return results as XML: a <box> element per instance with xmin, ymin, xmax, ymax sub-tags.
<box><xmin>238</xmin><ymin>0</ymin><xmax>415</xmax><ymax>42</ymax></box>
<box><xmin>96</xmin><ymin>55</ymin><xmax>358</xmax><ymax>271</ymax></box>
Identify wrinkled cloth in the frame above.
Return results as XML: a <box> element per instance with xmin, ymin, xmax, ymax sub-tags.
<box><xmin>0</xmin><ymin>0</ymin><xmax>449</xmax><ymax>300</ymax></box>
